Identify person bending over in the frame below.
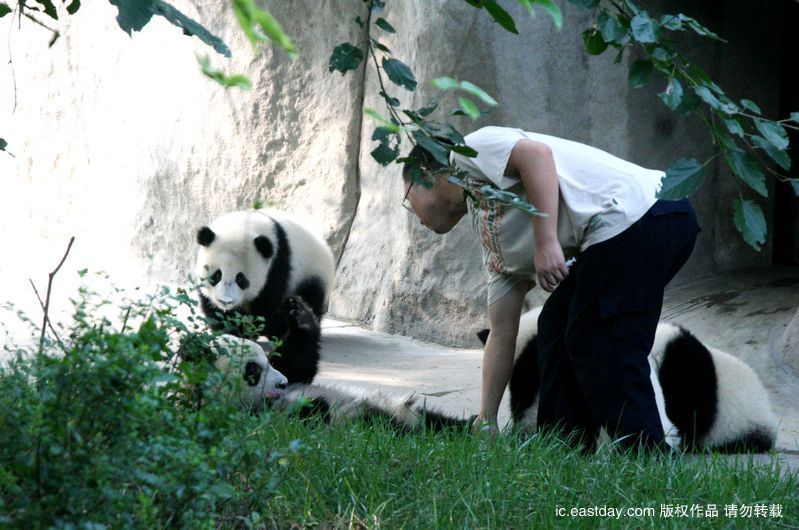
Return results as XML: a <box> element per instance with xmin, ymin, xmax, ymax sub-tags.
<box><xmin>401</xmin><ymin>126</ymin><xmax>699</xmax><ymax>450</ymax></box>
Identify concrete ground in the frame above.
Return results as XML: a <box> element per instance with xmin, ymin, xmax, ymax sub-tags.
<box><xmin>315</xmin><ymin>267</ymin><xmax>799</xmax><ymax>471</ymax></box>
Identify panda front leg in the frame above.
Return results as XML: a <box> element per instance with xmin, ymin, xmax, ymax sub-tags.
<box><xmin>269</xmin><ymin>296</ymin><xmax>322</xmax><ymax>385</ymax></box>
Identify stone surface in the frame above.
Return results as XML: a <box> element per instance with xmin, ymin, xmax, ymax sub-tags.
<box><xmin>782</xmin><ymin>307</ymin><xmax>799</xmax><ymax>374</ymax></box>
<box><xmin>1</xmin><ymin>1</ymin><xmax>792</xmax><ymax>348</ymax></box>
<box><xmin>1</xmin><ymin>0</ymin><xmax>363</xmax><ymax>300</ymax></box>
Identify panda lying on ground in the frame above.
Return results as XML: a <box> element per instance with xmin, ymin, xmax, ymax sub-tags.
<box><xmin>478</xmin><ymin>306</ymin><xmax>779</xmax><ymax>453</ymax></box>
<box><xmin>194</xmin><ymin>209</ymin><xmax>335</xmax><ymax>384</ymax></box>
<box><xmin>180</xmin><ymin>296</ymin><xmax>469</xmax><ymax>432</ymax></box>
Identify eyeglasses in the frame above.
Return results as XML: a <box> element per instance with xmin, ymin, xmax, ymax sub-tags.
<box><xmin>402</xmin><ymin>182</ymin><xmax>415</xmax><ymax>215</ymax></box>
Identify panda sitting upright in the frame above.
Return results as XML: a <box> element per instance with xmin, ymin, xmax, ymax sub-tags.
<box><xmin>194</xmin><ymin>209</ymin><xmax>335</xmax><ymax>384</ymax></box>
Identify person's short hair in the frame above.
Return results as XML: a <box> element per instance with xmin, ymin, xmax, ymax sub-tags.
<box><xmin>402</xmin><ymin>143</ymin><xmax>447</xmax><ymax>182</ymax></box>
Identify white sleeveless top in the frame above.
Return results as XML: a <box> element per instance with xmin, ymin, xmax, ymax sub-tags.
<box><xmin>450</xmin><ymin>126</ymin><xmax>662</xmax><ymax>304</ymax></box>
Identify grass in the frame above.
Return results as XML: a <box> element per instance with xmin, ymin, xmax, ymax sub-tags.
<box><xmin>256</xmin><ymin>413</ymin><xmax>798</xmax><ymax>529</ymax></box>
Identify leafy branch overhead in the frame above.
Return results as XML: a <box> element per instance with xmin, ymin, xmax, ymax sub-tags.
<box><xmin>4</xmin><ymin>0</ymin><xmax>795</xmax><ymax>249</ymax></box>
<box><xmin>567</xmin><ymin>0</ymin><xmax>797</xmax><ymax>250</ymax></box>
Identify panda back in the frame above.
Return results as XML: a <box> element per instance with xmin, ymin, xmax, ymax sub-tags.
<box><xmin>702</xmin><ymin>346</ymin><xmax>778</xmax><ymax>450</ymax></box>
<box><xmin>262</xmin><ymin>209</ymin><xmax>336</xmax><ymax>309</ymax></box>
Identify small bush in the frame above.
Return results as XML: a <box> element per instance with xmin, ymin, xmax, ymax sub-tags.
<box><xmin>0</xmin><ymin>280</ymin><xmax>294</xmax><ymax>528</ymax></box>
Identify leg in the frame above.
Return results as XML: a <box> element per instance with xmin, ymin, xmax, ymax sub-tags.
<box><xmin>562</xmin><ymin>201</ymin><xmax>699</xmax><ymax>449</ymax></box>
<box><xmin>537</xmin><ymin>271</ymin><xmax>601</xmax><ymax>450</ymax></box>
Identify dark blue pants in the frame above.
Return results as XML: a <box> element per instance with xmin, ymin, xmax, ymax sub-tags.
<box><xmin>536</xmin><ymin>199</ymin><xmax>700</xmax><ymax>450</ymax></box>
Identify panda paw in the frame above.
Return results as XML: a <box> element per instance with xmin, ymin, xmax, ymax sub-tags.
<box><xmin>285</xmin><ymin>296</ymin><xmax>319</xmax><ymax>332</ymax></box>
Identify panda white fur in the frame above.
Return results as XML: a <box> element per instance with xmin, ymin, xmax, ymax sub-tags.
<box><xmin>481</xmin><ymin>306</ymin><xmax>779</xmax><ymax>452</ymax></box>
<box><xmin>195</xmin><ymin>209</ymin><xmax>336</xmax><ymax>384</ymax></box>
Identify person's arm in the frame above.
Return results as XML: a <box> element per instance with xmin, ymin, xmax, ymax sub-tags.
<box><xmin>475</xmin><ymin>281</ymin><xmax>527</xmax><ymax>435</ymax></box>
<box><xmin>506</xmin><ymin>139</ymin><xmax>569</xmax><ymax>293</ymax></box>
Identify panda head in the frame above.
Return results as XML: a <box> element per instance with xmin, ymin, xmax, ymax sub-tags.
<box><xmin>181</xmin><ymin>334</ymin><xmax>289</xmax><ymax>410</ymax></box>
<box><xmin>195</xmin><ymin>211</ymin><xmax>276</xmax><ymax>312</ymax></box>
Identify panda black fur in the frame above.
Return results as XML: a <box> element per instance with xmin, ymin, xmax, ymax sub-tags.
<box><xmin>478</xmin><ymin>306</ymin><xmax>779</xmax><ymax>452</ymax></box>
<box><xmin>195</xmin><ymin>209</ymin><xmax>335</xmax><ymax>384</ymax></box>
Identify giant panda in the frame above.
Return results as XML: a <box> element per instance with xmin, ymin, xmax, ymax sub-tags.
<box><xmin>478</xmin><ymin>306</ymin><xmax>779</xmax><ymax>453</ymax></box>
<box><xmin>184</xmin><ymin>297</ymin><xmax>469</xmax><ymax>432</ymax></box>
<box><xmin>177</xmin><ymin>332</ymin><xmax>289</xmax><ymax>411</ymax></box>
<box><xmin>194</xmin><ymin>209</ymin><xmax>336</xmax><ymax>384</ymax></box>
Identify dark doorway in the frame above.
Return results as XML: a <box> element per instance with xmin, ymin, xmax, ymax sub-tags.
<box><xmin>773</xmin><ymin>0</ymin><xmax>799</xmax><ymax>266</ymax></box>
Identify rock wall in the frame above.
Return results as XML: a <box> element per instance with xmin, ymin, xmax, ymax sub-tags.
<box><xmin>1</xmin><ymin>0</ymin><xmax>788</xmax><ymax>347</ymax></box>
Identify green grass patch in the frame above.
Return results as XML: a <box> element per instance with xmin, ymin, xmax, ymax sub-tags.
<box><xmin>260</xmin><ymin>416</ymin><xmax>798</xmax><ymax>529</ymax></box>
<box><xmin>1</xmin><ymin>279</ymin><xmax>796</xmax><ymax>528</ymax></box>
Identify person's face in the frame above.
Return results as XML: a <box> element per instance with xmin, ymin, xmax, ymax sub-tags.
<box><xmin>403</xmin><ymin>171</ymin><xmax>466</xmax><ymax>234</ymax></box>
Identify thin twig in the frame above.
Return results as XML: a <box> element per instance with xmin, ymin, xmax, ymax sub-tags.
<box><xmin>37</xmin><ymin>236</ymin><xmax>75</xmax><ymax>357</ymax></box>
<box><xmin>28</xmin><ymin>279</ymin><xmax>66</xmax><ymax>354</ymax></box>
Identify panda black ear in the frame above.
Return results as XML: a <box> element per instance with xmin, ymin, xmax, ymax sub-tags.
<box><xmin>476</xmin><ymin>328</ymin><xmax>490</xmax><ymax>345</ymax></box>
<box><xmin>197</xmin><ymin>226</ymin><xmax>215</xmax><ymax>247</ymax></box>
<box><xmin>254</xmin><ymin>236</ymin><xmax>273</xmax><ymax>259</ymax></box>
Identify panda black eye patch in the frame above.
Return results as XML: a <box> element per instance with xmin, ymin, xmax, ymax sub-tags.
<box><xmin>209</xmin><ymin>270</ymin><xmax>222</xmax><ymax>286</ymax></box>
<box><xmin>236</xmin><ymin>273</ymin><xmax>250</xmax><ymax>289</ymax></box>
<box><xmin>244</xmin><ymin>361</ymin><xmax>262</xmax><ymax>386</ymax></box>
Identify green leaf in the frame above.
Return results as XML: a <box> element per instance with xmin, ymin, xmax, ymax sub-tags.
<box><xmin>371</xmin><ymin>142</ymin><xmax>399</xmax><ymax>166</ymax></box>
<box><xmin>597</xmin><ymin>11</ymin><xmax>628</xmax><ymax>44</ymax></box>
<box><xmin>364</xmin><ymin>107</ymin><xmax>401</xmax><ymax>133</ymax></box>
<box><xmin>790</xmin><ymin>179</ymin><xmax>799</xmax><ymax>197</ymax></box>
<box><xmin>678</xmin><ymin>14</ymin><xmax>725</xmax><ymax>42</ymax></box>
<box><xmin>232</xmin><ymin>0</ymin><xmax>296</xmax><ymax>58</ymax></box>
<box><xmin>109</xmin><ymin>1</ymin><xmax>231</xmax><ymax>57</ymax></box>
<box><xmin>413</xmin><ymin>132</ymin><xmax>451</xmax><ymax>166</ymax></box>
<box><xmin>517</xmin><ymin>0</ymin><xmax>534</xmax><ymax>14</ymax></box>
<box><xmin>450</xmin><ymin>144</ymin><xmax>479</xmax><ymax>158</ymax></box>
<box><xmin>628</xmin><ymin>60</ymin><xmax>654</xmax><ymax>88</ymax></box>
<box><xmin>108</xmin><ymin>0</ymin><xmax>155</xmax><ymax>35</ymax></box>
<box><xmin>531</xmin><ymin>0</ymin><xmax>563</xmax><ymax>32</ymax></box>
<box><xmin>694</xmin><ymin>85</ymin><xmax>721</xmax><ymax>111</ymax></box>
<box><xmin>380</xmin><ymin>91</ymin><xmax>401</xmax><ymax>107</ymax></box>
<box><xmin>740</xmin><ymin>99</ymin><xmax>762</xmax><ymax>115</ymax></box>
<box><xmin>675</xmin><ymin>93</ymin><xmax>701</xmax><ymax>115</ymax></box>
<box><xmin>417</xmin><ymin>100</ymin><xmax>438</xmax><ymax>117</ymax></box>
<box><xmin>630</xmin><ymin>14</ymin><xmax>659</xmax><ymax>43</ymax></box>
<box><xmin>657</xmin><ymin>159</ymin><xmax>706</xmax><ymax>200</ymax></box>
<box><xmin>371</xmin><ymin>126</ymin><xmax>394</xmax><ymax>144</ymax></box>
<box><xmin>724</xmin><ymin>148</ymin><xmax>767</xmax><ymax>197</ymax></box>
<box><xmin>198</xmin><ymin>55</ymin><xmax>252</xmax><ymax>90</ymax></box>
<box><xmin>382</xmin><ymin>58</ymin><xmax>417</xmax><ymax>91</ymax></box>
<box><xmin>732</xmin><ymin>199</ymin><xmax>767</xmax><ymax>252</ymax></box>
<box><xmin>65</xmin><ymin>0</ymin><xmax>80</xmax><ymax>15</ymax></box>
<box><xmin>723</xmin><ymin>118</ymin><xmax>744</xmax><ymax>138</ymax></box>
<box><xmin>751</xmin><ymin>135</ymin><xmax>791</xmax><ymax>171</ymax></box>
<box><xmin>459</xmin><ymin>81</ymin><xmax>497</xmax><ymax>107</ymax></box>
<box><xmin>431</xmin><ymin>77</ymin><xmax>460</xmax><ymax>91</ymax></box>
<box><xmin>582</xmin><ymin>28</ymin><xmax>608</xmax><ymax>55</ymax></box>
<box><xmin>154</xmin><ymin>1</ymin><xmax>231</xmax><ymax>57</ymax></box>
<box><xmin>660</xmin><ymin>14</ymin><xmax>682</xmax><ymax>31</ymax></box>
<box><xmin>0</xmin><ymin>138</ymin><xmax>7</xmax><ymax>151</ymax></box>
<box><xmin>0</xmin><ymin>3</ymin><xmax>13</xmax><ymax>17</ymax></box>
<box><xmin>754</xmin><ymin>120</ymin><xmax>789</xmax><ymax>151</ymax></box>
<box><xmin>658</xmin><ymin>78</ymin><xmax>684</xmax><ymax>111</ymax></box>
<box><xmin>483</xmin><ymin>0</ymin><xmax>519</xmax><ymax>34</ymax></box>
<box><xmin>420</xmin><ymin>122</ymin><xmax>465</xmax><ymax>145</ymax></box>
<box><xmin>35</xmin><ymin>0</ymin><xmax>58</xmax><ymax>20</ymax></box>
<box><xmin>790</xmin><ymin>112</ymin><xmax>799</xmax><ymax>124</ymax></box>
<box><xmin>457</xmin><ymin>97</ymin><xmax>481</xmax><ymax>120</ymax></box>
<box><xmin>375</xmin><ymin>17</ymin><xmax>395</xmax><ymax>33</ymax></box>
<box><xmin>329</xmin><ymin>43</ymin><xmax>364</xmax><ymax>74</ymax></box>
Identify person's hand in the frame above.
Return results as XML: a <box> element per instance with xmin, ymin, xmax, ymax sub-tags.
<box><xmin>535</xmin><ymin>238</ymin><xmax>569</xmax><ymax>293</ymax></box>
<box><xmin>472</xmin><ymin>416</ymin><xmax>499</xmax><ymax>439</ymax></box>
